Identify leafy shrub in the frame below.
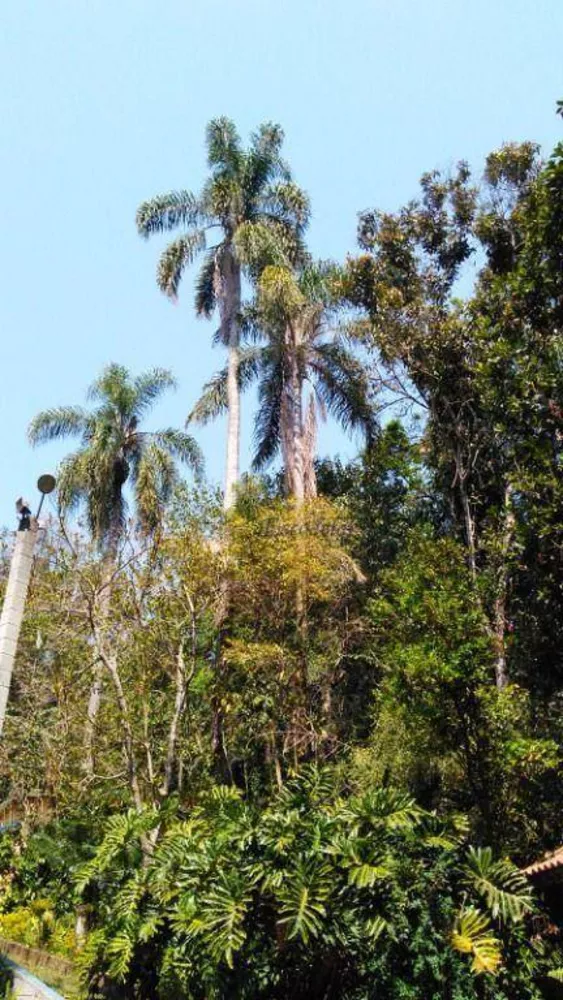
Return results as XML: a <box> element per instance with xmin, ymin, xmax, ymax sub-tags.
<box><xmin>78</xmin><ymin>770</ymin><xmax>543</xmax><ymax>1000</ymax></box>
<box><xmin>0</xmin><ymin>902</ymin><xmax>76</xmax><ymax>958</ymax></box>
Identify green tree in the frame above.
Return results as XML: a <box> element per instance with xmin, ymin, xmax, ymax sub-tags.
<box><xmin>28</xmin><ymin>364</ymin><xmax>203</xmax><ymax>774</ymax></box>
<box><xmin>28</xmin><ymin>363</ymin><xmax>202</xmax><ymax>547</ymax></box>
<box><xmin>136</xmin><ymin>118</ymin><xmax>309</xmax><ymax>507</ymax></box>
<box><xmin>191</xmin><ymin>261</ymin><xmax>376</xmax><ymax>500</ymax></box>
<box><xmin>340</xmin><ymin>144</ymin><xmax>559</xmax><ymax>691</ymax></box>
<box><xmin>315</xmin><ymin>420</ymin><xmax>429</xmax><ymax>579</ymax></box>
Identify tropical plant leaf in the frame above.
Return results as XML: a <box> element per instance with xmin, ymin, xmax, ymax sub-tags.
<box><xmin>157</xmin><ymin>231</ymin><xmax>207</xmax><ymax>298</ymax></box>
<box><xmin>452</xmin><ymin>907</ymin><xmax>502</xmax><ymax>975</ymax></box>
<box><xmin>347</xmin><ymin>861</ymin><xmax>392</xmax><ymax>888</ymax></box>
<box><xmin>136</xmin><ymin>190</ymin><xmax>200</xmax><ymax>236</ymax></box>
<box><xmin>275</xmin><ymin>862</ymin><xmax>332</xmax><ymax>943</ymax></box>
<box><xmin>462</xmin><ymin>846</ymin><xmax>533</xmax><ymax>923</ymax></box>
<box><xmin>365</xmin><ymin>915</ymin><xmax>389</xmax><ymax>942</ymax></box>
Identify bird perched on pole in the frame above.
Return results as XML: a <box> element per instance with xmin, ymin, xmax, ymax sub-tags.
<box><xmin>15</xmin><ymin>498</ymin><xmax>32</xmax><ymax>532</ymax></box>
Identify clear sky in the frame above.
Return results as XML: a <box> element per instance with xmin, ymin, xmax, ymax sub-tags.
<box><xmin>0</xmin><ymin>0</ymin><xmax>562</xmax><ymax>529</ymax></box>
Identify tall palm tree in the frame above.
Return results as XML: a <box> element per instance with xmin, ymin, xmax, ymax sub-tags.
<box><xmin>28</xmin><ymin>364</ymin><xmax>203</xmax><ymax>774</ymax></box>
<box><xmin>189</xmin><ymin>262</ymin><xmax>377</xmax><ymax>500</ymax></box>
<box><xmin>136</xmin><ymin>117</ymin><xmax>309</xmax><ymax>508</ymax></box>
<box><xmin>28</xmin><ymin>364</ymin><xmax>203</xmax><ymax>547</ymax></box>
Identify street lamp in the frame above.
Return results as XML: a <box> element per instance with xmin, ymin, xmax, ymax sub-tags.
<box><xmin>0</xmin><ymin>475</ymin><xmax>56</xmax><ymax>736</ymax></box>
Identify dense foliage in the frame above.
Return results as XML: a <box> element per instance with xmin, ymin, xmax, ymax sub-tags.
<box><xmin>0</xmin><ymin>113</ymin><xmax>562</xmax><ymax>997</ymax></box>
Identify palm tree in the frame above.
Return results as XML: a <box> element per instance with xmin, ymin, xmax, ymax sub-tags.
<box><xmin>189</xmin><ymin>262</ymin><xmax>377</xmax><ymax>500</ymax></box>
<box><xmin>29</xmin><ymin>364</ymin><xmax>203</xmax><ymax>547</ymax></box>
<box><xmin>28</xmin><ymin>364</ymin><xmax>203</xmax><ymax>773</ymax></box>
<box><xmin>136</xmin><ymin>117</ymin><xmax>309</xmax><ymax>508</ymax></box>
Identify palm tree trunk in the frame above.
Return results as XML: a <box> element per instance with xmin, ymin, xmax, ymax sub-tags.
<box><xmin>212</xmin><ymin>248</ymin><xmax>241</xmax><ymax>777</ymax></box>
<box><xmin>278</xmin><ymin>323</ymin><xmax>311</xmax><ymax>757</ymax></box>
<box><xmin>216</xmin><ymin>249</ymin><xmax>242</xmax><ymax>509</ymax></box>
<box><xmin>303</xmin><ymin>391</ymin><xmax>318</xmax><ymax>499</ymax></box>
<box><xmin>282</xmin><ymin>322</ymin><xmax>305</xmax><ymax>502</ymax></box>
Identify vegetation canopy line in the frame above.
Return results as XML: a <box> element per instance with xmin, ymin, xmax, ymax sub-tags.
<box><xmin>4</xmin><ymin>105</ymin><xmax>563</xmax><ymax>1000</ymax></box>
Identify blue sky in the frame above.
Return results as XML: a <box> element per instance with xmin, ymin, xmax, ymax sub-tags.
<box><xmin>0</xmin><ymin>0</ymin><xmax>562</xmax><ymax>528</ymax></box>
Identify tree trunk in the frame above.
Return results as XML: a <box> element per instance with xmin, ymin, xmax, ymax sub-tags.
<box><xmin>84</xmin><ymin>557</ymin><xmax>114</xmax><ymax>777</ymax></box>
<box><xmin>454</xmin><ymin>441</ymin><xmax>477</xmax><ymax>582</ymax></box>
<box><xmin>460</xmin><ymin>482</ymin><xmax>477</xmax><ymax>581</ymax></box>
<box><xmin>281</xmin><ymin>322</ymin><xmax>305</xmax><ymax>502</ymax></box>
<box><xmin>162</xmin><ymin>620</ymin><xmax>196</xmax><ymax>797</ymax></box>
<box><xmin>216</xmin><ymin>249</ymin><xmax>242</xmax><ymax>510</ymax></box>
<box><xmin>75</xmin><ymin>904</ymin><xmax>89</xmax><ymax>944</ymax></box>
<box><xmin>303</xmin><ymin>391</ymin><xmax>318</xmax><ymax>499</ymax></box>
<box><xmin>492</xmin><ymin>483</ymin><xmax>514</xmax><ymax>690</ymax></box>
<box><xmin>492</xmin><ymin>597</ymin><xmax>509</xmax><ymax>690</ymax></box>
<box><xmin>96</xmin><ymin>642</ymin><xmax>143</xmax><ymax>812</ymax></box>
<box><xmin>84</xmin><ymin>666</ymin><xmax>103</xmax><ymax>777</ymax></box>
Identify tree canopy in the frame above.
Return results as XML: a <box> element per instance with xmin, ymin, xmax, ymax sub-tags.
<box><xmin>1</xmin><ymin>110</ymin><xmax>563</xmax><ymax>999</ymax></box>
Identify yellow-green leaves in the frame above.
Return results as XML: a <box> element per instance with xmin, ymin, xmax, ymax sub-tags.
<box><xmin>452</xmin><ymin>907</ymin><xmax>502</xmax><ymax>975</ymax></box>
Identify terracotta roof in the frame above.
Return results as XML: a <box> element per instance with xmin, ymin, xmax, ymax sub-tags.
<box><xmin>523</xmin><ymin>846</ymin><xmax>563</xmax><ymax>877</ymax></box>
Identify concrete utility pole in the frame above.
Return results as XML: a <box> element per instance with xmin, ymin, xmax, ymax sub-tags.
<box><xmin>0</xmin><ymin>476</ymin><xmax>56</xmax><ymax>736</ymax></box>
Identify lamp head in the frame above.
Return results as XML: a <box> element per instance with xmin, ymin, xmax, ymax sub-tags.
<box><xmin>37</xmin><ymin>475</ymin><xmax>56</xmax><ymax>496</ymax></box>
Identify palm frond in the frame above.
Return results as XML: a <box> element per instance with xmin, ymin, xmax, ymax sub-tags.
<box><xmin>262</xmin><ymin>181</ymin><xmax>311</xmax><ymax>234</ymax></box>
<box><xmin>299</xmin><ymin>260</ymin><xmax>340</xmax><ymax>306</ymax></box>
<box><xmin>135</xmin><ymin>443</ymin><xmax>177</xmax><ymax>534</ymax></box>
<box><xmin>206</xmin><ymin>117</ymin><xmax>243</xmax><ymax>172</ymax></box>
<box><xmin>202</xmin><ymin>174</ymin><xmax>242</xmax><ymax>225</ymax></box>
<box><xmin>136</xmin><ymin>191</ymin><xmax>200</xmax><ymax>237</ymax></box>
<box><xmin>87</xmin><ymin>364</ymin><xmax>133</xmax><ymax>410</ymax></box>
<box><xmin>188</xmin><ymin>369</ymin><xmax>228</xmax><ymax>427</ymax></box>
<box><xmin>234</xmin><ymin>221</ymin><xmax>290</xmax><ymax>275</ymax></box>
<box><xmin>195</xmin><ymin>249</ymin><xmax>218</xmax><ymax>317</ymax></box>
<box><xmin>157</xmin><ymin>231</ymin><xmax>207</xmax><ymax>299</ymax></box>
<box><xmin>188</xmin><ymin>347</ymin><xmax>264</xmax><ymax>426</ymax></box>
<box><xmin>250</xmin><ymin>122</ymin><xmax>286</xmax><ymax>173</ymax></box>
<box><xmin>56</xmin><ymin>450</ymin><xmax>90</xmax><ymax>512</ymax></box>
<box><xmin>252</xmin><ymin>359</ymin><xmax>283</xmax><ymax>470</ymax></box>
<box><xmin>258</xmin><ymin>265</ymin><xmax>305</xmax><ymax>321</ymax></box>
<box><xmin>132</xmin><ymin>369</ymin><xmax>177</xmax><ymax>419</ymax></box>
<box><xmin>56</xmin><ymin>441</ymin><xmax>128</xmax><ymax>547</ymax></box>
<box><xmin>152</xmin><ymin>429</ymin><xmax>204</xmax><ymax>478</ymax></box>
<box><xmin>312</xmin><ymin>341</ymin><xmax>377</xmax><ymax>443</ymax></box>
<box><xmin>244</xmin><ymin>123</ymin><xmax>289</xmax><ymax>205</ymax></box>
<box><xmin>97</xmin><ymin>456</ymin><xmax>129</xmax><ymax>547</ymax></box>
<box><xmin>28</xmin><ymin>406</ymin><xmax>89</xmax><ymax>445</ymax></box>
<box><xmin>238</xmin><ymin>304</ymin><xmax>266</xmax><ymax>345</ymax></box>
